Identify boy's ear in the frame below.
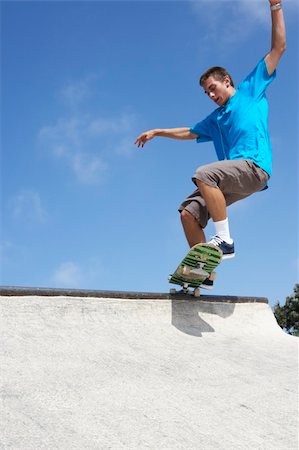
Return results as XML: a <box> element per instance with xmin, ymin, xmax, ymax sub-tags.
<box><xmin>224</xmin><ymin>75</ymin><xmax>231</xmax><ymax>87</ymax></box>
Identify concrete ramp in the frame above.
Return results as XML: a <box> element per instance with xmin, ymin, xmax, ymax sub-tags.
<box><xmin>0</xmin><ymin>288</ymin><xmax>298</xmax><ymax>450</ymax></box>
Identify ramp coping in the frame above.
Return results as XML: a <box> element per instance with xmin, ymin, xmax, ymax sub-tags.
<box><xmin>0</xmin><ymin>286</ymin><xmax>268</xmax><ymax>303</ymax></box>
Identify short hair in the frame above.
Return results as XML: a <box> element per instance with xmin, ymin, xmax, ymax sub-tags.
<box><xmin>199</xmin><ymin>66</ymin><xmax>234</xmax><ymax>88</ymax></box>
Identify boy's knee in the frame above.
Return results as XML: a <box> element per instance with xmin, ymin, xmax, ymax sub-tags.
<box><xmin>181</xmin><ymin>209</ymin><xmax>197</xmax><ymax>224</ymax></box>
<box><xmin>181</xmin><ymin>208</ymin><xmax>208</xmax><ymax>230</ymax></box>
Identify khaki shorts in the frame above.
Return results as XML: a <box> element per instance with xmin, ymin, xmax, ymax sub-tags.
<box><xmin>178</xmin><ymin>159</ymin><xmax>270</xmax><ymax>229</ymax></box>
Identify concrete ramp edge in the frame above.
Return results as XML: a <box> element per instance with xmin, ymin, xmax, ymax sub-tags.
<box><xmin>0</xmin><ymin>285</ymin><xmax>268</xmax><ymax>303</ymax></box>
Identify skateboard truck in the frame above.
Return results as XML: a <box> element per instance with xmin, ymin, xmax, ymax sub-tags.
<box><xmin>180</xmin><ymin>263</ymin><xmax>209</xmax><ymax>278</ymax></box>
<box><xmin>189</xmin><ymin>262</ymin><xmax>209</xmax><ymax>278</ymax></box>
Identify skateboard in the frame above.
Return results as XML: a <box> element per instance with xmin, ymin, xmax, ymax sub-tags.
<box><xmin>169</xmin><ymin>243</ymin><xmax>222</xmax><ymax>297</ymax></box>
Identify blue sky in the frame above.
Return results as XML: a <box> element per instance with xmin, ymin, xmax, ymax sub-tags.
<box><xmin>1</xmin><ymin>0</ymin><xmax>298</xmax><ymax>307</ymax></box>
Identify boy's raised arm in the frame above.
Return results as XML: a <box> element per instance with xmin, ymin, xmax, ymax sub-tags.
<box><xmin>265</xmin><ymin>0</ymin><xmax>286</xmax><ymax>76</ymax></box>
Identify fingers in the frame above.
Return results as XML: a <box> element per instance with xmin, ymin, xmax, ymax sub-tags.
<box><xmin>134</xmin><ymin>130</ymin><xmax>155</xmax><ymax>148</ymax></box>
<box><xmin>134</xmin><ymin>133</ymin><xmax>147</xmax><ymax>148</ymax></box>
<box><xmin>134</xmin><ymin>138</ymin><xmax>144</xmax><ymax>148</ymax></box>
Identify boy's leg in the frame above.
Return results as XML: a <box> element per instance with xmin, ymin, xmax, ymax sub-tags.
<box><xmin>195</xmin><ymin>180</ymin><xmax>233</xmax><ymax>245</ymax></box>
<box><xmin>180</xmin><ymin>210</ymin><xmax>206</xmax><ymax>247</ymax></box>
<box><xmin>195</xmin><ymin>180</ymin><xmax>227</xmax><ymax>222</ymax></box>
<box><xmin>192</xmin><ymin>159</ymin><xmax>269</xmax><ymax>257</ymax></box>
<box><xmin>178</xmin><ymin>188</ymin><xmax>209</xmax><ymax>247</ymax></box>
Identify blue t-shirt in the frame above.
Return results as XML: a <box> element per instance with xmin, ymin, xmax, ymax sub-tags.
<box><xmin>190</xmin><ymin>58</ymin><xmax>276</xmax><ymax>177</ymax></box>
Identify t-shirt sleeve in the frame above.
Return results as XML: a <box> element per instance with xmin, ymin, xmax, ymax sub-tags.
<box><xmin>239</xmin><ymin>58</ymin><xmax>276</xmax><ymax>99</ymax></box>
<box><xmin>190</xmin><ymin>116</ymin><xmax>212</xmax><ymax>143</ymax></box>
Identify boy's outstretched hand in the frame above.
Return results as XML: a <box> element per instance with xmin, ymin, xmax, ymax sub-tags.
<box><xmin>134</xmin><ymin>130</ymin><xmax>156</xmax><ymax>148</ymax></box>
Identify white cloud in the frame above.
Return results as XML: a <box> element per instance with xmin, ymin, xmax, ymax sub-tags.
<box><xmin>190</xmin><ymin>0</ymin><xmax>270</xmax><ymax>50</ymax></box>
<box><xmin>238</xmin><ymin>1</ymin><xmax>269</xmax><ymax>23</ymax></box>
<box><xmin>87</xmin><ymin>112</ymin><xmax>137</xmax><ymax>137</ymax></box>
<box><xmin>38</xmin><ymin>111</ymin><xmax>138</xmax><ymax>184</ymax></box>
<box><xmin>38</xmin><ymin>69</ymin><xmax>139</xmax><ymax>185</ymax></box>
<box><xmin>51</xmin><ymin>261</ymin><xmax>83</xmax><ymax>288</ymax></box>
<box><xmin>50</xmin><ymin>258</ymin><xmax>108</xmax><ymax>288</ymax></box>
<box><xmin>11</xmin><ymin>189</ymin><xmax>47</xmax><ymax>223</ymax></box>
<box><xmin>71</xmin><ymin>152</ymin><xmax>108</xmax><ymax>185</ymax></box>
<box><xmin>38</xmin><ymin>116</ymin><xmax>108</xmax><ymax>185</ymax></box>
<box><xmin>190</xmin><ymin>0</ymin><xmax>298</xmax><ymax>45</ymax></box>
<box><xmin>88</xmin><ymin>117</ymin><xmax>120</xmax><ymax>135</ymax></box>
<box><xmin>59</xmin><ymin>74</ymin><xmax>98</xmax><ymax>109</ymax></box>
<box><xmin>39</xmin><ymin>117</ymin><xmax>82</xmax><ymax>148</ymax></box>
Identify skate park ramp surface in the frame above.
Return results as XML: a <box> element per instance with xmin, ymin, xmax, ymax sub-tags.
<box><xmin>1</xmin><ymin>286</ymin><xmax>298</xmax><ymax>450</ymax></box>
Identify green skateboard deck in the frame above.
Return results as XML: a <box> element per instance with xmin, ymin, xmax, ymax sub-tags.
<box><xmin>169</xmin><ymin>243</ymin><xmax>222</xmax><ymax>296</ymax></box>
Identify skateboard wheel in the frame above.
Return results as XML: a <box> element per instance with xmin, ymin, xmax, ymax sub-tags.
<box><xmin>194</xmin><ymin>288</ymin><xmax>201</xmax><ymax>297</ymax></box>
<box><xmin>209</xmin><ymin>271</ymin><xmax>217</xmax><ymax>281</ymax></box>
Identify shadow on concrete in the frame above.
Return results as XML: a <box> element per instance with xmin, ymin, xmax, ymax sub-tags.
<box><xmin>171</xmin><ymin>299</ymin><xmax>236</xmax><ymax>337</ymax></box>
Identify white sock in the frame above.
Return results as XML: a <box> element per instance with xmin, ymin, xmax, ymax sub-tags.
<box><xmin>213</xmin><ymin>218</ymin><xmax>233</xmax><ymax>244</ymax></box>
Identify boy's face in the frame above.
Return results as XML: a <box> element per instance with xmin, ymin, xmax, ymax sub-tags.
<box><xmin>202</xmin><ymin>76</ymin><xmax>232</xmax><ymax>106</ymax></box>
